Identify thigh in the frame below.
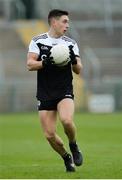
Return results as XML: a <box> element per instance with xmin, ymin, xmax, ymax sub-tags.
<box><xmin>39</xmin><ymin>110</ymin><xmax>57</xmax><ymax>135</ymax></box>
<box><xmin>57</xmin><ymin>98</ymin><xmax>74</xmax><ymax>122</ymax></box>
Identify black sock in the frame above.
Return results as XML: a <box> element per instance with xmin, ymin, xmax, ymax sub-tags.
<box><xmin>69</xmin><ymin>141</ymin><xmax>77</xmax><ymax>145</ymax></box>
<box><xmin>69</xmin><ymin>141</ymin><xmax>78</xmax><ymax>151</ymax></box>
<box><xmin>62</xmin><ymin>152</ymin><xmax>70</xmax><ymax>160</ymax></box>
<box><xmin>69</xmin><ymin>141</ymin><xmax>77</xmax><ymax>147</ymax></box>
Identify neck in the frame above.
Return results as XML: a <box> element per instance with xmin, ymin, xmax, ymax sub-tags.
<box><xmin>48</xmin><ymin>28</ymin><xmax>62</xmax><ymax>38</ymax></box>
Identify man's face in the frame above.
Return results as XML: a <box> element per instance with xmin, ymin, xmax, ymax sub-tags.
<box><xmin>52</xmin><ymin>15</ymin><xmax>69</xmax><ymax>36</ymax></box>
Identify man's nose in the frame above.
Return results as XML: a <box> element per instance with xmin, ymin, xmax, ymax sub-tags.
<box><xmin>66</xmin><ymin>23</ymin><xmax>69</xmax><ymax>29</ymax></box>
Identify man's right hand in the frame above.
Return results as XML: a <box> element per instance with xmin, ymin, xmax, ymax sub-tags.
<box><xmin>42</xmin><ymin>51</ymin><xmax>55</xmax><ymax>68</ymax></box>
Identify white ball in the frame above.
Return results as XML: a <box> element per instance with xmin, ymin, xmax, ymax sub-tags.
<box><xmin>51</xmin><ymin>44</ymin><xmax>70</xmax><ymax>66</ymax></box>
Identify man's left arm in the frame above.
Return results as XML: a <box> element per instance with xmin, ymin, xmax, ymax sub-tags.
<box><xmin>72</xmin><ymin>57</ymin><xmax>83</xmax><ymax>74</ymax></box>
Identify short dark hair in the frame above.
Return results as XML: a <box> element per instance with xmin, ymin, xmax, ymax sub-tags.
<box><xmin>48</xmin><ymin>9</ymin><xmax>69</xmax><ymax>25</ymax></box>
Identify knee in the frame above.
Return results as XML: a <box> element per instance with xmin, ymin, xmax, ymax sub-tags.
<box><xmin>61</xmin><ymin>116</ymin><xmax>73</xmax><ymax>128</ymax></box>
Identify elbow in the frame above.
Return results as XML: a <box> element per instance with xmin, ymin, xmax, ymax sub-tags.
<box><xmin>27</xmin><ymin>66</ymin><xmax>33</xmax><ymax>71</ymax></box>
<box><xmin>27</xmin><ymin>62</ymin><xmax>33</xmax><ymax>71</ymax></box>
<box><xmin>75</xmin><ymin>71</ymin><xmax>80</xmax><ymax>74</ymax></box>
<box><xmin>74</xmin><ymin>63</ymin><xmax>83</xmax><ymax>74</ymax></box>
<box><xmin>78</xmin><ymin>63</ymin><xmax>83</xmax><ymax>74</ymax></box>
<box><xmin>79</xmin><ymin>64</ymin><xmax>83</xmax><ymax>74</ymax></box>
<box><xmin>73</xmin><ymin>68</ymin><xmax>80</xmax><ymax>74</ymax></box>
<box><xmin>75</xmin><ymin>70</ymin><xmax>81</xmax><ymax>74</ymax></box>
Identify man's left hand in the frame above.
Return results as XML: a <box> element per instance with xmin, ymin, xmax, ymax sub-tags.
<box><xmin>69</xmin><ymin>45</ymin><xmax>77</xmax><ymax>65</ymax></box>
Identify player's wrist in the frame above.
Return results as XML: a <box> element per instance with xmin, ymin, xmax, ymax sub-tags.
<box><xmin>42</xmin><ymin>60</ymin><xmax>47</xmax><ymax>68</ymax></box>
<box><xmin>71</xmin><ymin>57</ymin><xmax>77</xmax><ymax>65</ymax></box>
<box><xmin>72</xmin><ymin>60</ymin><xmax>77</xmax><ymax>65</ymax></box>
<box><xmin>42</xmin><ymin>58</ymin><xmax>53</xmax><ymax>68</ymax></box>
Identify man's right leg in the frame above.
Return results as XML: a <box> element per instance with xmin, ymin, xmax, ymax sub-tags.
<box><xmin>39</xmin><ymin>110</ymin><xmax>75</xmax><ymax>172</ymax></box>
<box><xmin>39</xmin><ymin>110</ymin><xmax>66</xmax><ymax>156</ymax></box>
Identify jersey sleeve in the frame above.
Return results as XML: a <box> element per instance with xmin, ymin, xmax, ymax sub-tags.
<box><xmin>73</xmin><ymin>43</ymin><xmax>80</xmax><ymax>57</ymax></box>
<box><xmin>28</xmin><ymin>40</ymin><xmax>40</xmax><ymax>55</ymax></box>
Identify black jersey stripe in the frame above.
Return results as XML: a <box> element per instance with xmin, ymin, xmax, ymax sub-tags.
<box><xmin>33</xmin><ymin>34</ymin><xmax>48</xmax><ymax>42</ymax></box>
<box><xmin>62</xmin><ymin>36</ymin><xmax>76</xmax><ymax>44</ymax></box>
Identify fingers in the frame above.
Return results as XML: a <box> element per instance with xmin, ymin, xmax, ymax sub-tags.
<box><xmin>69</xmin><ymin>45</ymin><xmax>73</xmax><ymax>50</ymax></box>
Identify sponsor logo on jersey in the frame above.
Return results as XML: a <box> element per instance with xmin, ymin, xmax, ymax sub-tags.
<box><xmin>41</xmin><ymin>46</ymin><xmax>49</xmax><ymax>50</ymax></box>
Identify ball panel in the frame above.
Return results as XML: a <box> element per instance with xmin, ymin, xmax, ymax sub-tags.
<box><xmin>51</xmin><ymin>44</ymin><xmax>70</xmax><ymax>66</ymax></box>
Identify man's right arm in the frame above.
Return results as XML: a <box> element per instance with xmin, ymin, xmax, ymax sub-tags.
<box><xmin>27</xmin><ymin>52</ymin><xmax>43</xmax><ymax>71</ymax></box>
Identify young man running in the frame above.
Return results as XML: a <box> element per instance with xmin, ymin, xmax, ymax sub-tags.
<box><xmin>27</xmin><ymin>9</ymin><xmax>83</xmax><ymax>172</ymax></box>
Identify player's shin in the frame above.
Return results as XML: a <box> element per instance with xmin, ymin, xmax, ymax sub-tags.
<box><xmin>63</xmin><ymin>120</ymin><xmax>76</xmax><ymax>142</ymax></box>
<box><xmin>46</xmin><ymin>133</ymin><xmax>67</xmax><ymax>156</ymax></box>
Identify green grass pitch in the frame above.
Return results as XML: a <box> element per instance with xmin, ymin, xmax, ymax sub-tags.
<box><xmin>0</xmin><ymin>112</ymin><xmax>122</xmax><ymax>179</ymax></box>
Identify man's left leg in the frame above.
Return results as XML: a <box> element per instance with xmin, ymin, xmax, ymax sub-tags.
<box><xmin>57</xmin><ymin>98</ymin><xmax>83</xmax><ymax>166</ymax></box>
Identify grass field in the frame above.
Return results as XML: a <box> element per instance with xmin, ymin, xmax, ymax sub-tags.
<box><xmin>0</xmin><ymin>112</ymin><xmax>122</xmax><ymax>179</ymax></box>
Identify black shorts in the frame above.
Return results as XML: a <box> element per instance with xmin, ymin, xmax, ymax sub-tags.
<box><xmin>37</xmin><ymin>95</ymin><xmax>74</xmax><ymax>111</ymax></box>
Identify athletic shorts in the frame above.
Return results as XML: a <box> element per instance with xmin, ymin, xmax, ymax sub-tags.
<box><xmin>37</xmin><ymin>95</ymin><xmax>74</xmax><ymax>111</ymax></box>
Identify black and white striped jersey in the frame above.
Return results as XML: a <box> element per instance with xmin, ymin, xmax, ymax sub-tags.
<box><xmin>28</xmin><ymin>32</ymin><xmax>80</xmax><ymax>101</ymax></box>
<box><xmin>29</xmin><ymin>32</ymin><xmax>80</xmax><ymax>57</ymax></box>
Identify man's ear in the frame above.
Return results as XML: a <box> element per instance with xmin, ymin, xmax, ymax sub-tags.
<box><xmin>51</xmin><ymin>17</ymin><xmax>56</xmax><ymax>26</ymax></box>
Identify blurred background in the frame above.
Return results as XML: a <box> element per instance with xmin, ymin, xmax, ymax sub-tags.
<box><xmin>0</xmin><ymin>0</ymin><xmax>122</xmax><ymax>113</ymax></box>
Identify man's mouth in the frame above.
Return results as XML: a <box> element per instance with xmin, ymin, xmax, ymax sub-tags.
<box><xmin>63</xmin><ymin>30</ymin><xmax>67</xmax><ymax>33</ymax></box>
